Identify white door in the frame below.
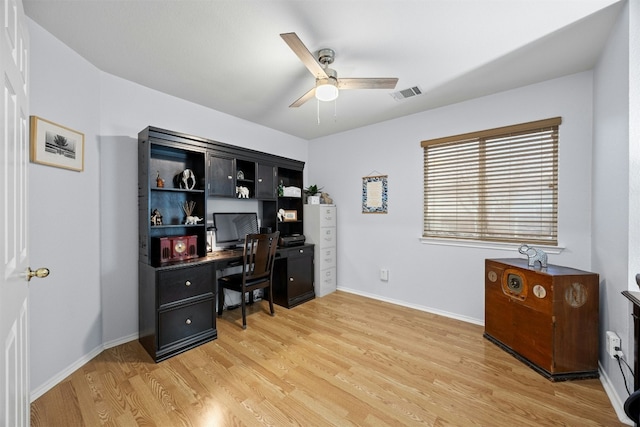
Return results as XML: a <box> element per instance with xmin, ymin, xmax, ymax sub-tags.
<box><xmin>0</xmin><ymin>0</ymin><xmax>41</xmax><ymax>425</ymax></box>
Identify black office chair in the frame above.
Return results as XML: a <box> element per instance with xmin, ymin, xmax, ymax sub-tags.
<box><xmin>217</xmin><ymin>231</ymin><xmax>280</xmax><ymax>329</ymax></box>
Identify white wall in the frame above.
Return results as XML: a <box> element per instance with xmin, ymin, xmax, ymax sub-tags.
<box><xmin>593</xmin><ymin>0</ymin><xmax>639</xmax><ymax>419</ymax></box>
<box><xmin>28</xmin><ymin>21</ymin><xmax>103</xmax><ymax>397</ymax></box>
<box><xmin>308</xmin><ymin>72</ymin><xmax>595</xmax><ymax>323</ymax></box>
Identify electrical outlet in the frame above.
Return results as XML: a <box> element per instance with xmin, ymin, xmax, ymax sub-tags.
<box><xmin>606</xmin><ymin>331</ymin><xmax>621</xmax><ymax>359</ymax></box>
<box><xmin>380</xmin><ymin>268</ymin><xmax>389</xmax><ymax>281</ymax></box>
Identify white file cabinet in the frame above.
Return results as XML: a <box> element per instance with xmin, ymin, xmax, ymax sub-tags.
<box><xmin>303</xmin><ymin>205</ymin><xmax>337</xmax><ymax>297</ymax></box>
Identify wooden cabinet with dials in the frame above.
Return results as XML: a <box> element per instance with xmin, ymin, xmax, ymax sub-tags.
<box><xmin>484</xmin><ymin>258</ymin><xmax>599</xmax><ymax>381</ymax></box>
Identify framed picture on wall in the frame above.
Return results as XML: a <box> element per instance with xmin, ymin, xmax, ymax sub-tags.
<box><xmin>30</xmin><ymin>116</ymin><xmax>85</xmax><ymax>172</ymax></box>
<box><xmin>362</xmin><ymin>174</ymin><xmax>388</xmax><ymax>214</ymax></box>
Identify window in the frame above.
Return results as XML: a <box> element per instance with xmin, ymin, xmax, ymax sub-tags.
<box><xmin>421</xmin><ymin>117</ymin><xmax>560</xmax><ymax>245</ymax></box>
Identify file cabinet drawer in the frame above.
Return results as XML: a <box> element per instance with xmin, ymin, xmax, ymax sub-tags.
<box><xmin>319</xmin><ymin>227</ymin><xmax>336</xmax><ymax>248</ymax></box>
<box><xmin>316</xmin><ymin>267</ymin><xmax>336</xmax><ymax>297</ymax></box>
<box><xmin>319</xmin><ymin>207</ymin><xmax>336</xmax><ymax>227</ymax></box>
<box><xmin>318</xmin><ymin>247</ymin><xmax>336</xmax><ymax>269</ymax></box>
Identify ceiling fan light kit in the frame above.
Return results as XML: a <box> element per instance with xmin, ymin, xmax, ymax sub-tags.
<box><xmin>280</xmin><ymin>32</ymin><xmax>398</xmax><ymax>109</ymax></box>
<box><xmin>315</xmin><ymin>75</ymin><xmax>339</xmax><ymax>102</ymax></box>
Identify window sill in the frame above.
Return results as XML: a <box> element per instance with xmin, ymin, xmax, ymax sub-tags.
<box><xmin>419</xmin><ymin>237</ymin><xmax>564</xmax><ymax>254</ymax></box>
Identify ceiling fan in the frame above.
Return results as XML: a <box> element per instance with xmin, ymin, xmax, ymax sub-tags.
<box><xmin>280</xmin><ymin>32</ymin><xmax>399</xmax><ymax>108</ymax></box>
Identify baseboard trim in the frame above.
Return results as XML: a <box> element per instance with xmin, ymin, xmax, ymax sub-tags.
<box><xmin>30</xmin><ymin>333</ymin><xmax>139</xmax><ymax>402</ymax></box>
<box><xmin>599</xmin><ymin>361</ymin><xmax>634</xmax><ymax>425</ymax></box>
<box><xmin>336</xmin><ymin>286</ymin><xmax>484</xmax><ymax>326</ymax></box>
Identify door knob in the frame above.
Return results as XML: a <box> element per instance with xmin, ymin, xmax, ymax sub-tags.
<box><xmin>26</xmin><ymin>267</ymin><xmax>50</xmax><ymax>281</ymax></box>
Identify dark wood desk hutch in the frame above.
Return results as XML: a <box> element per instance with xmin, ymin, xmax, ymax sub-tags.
<box><xmin>138</xmin><ymin>127</ymin><xmax>315</xmax><ymax>362</ymax></box>
<box><xmin>484</xmin><ymin>258</ymin><xmax>599</xmax><ymax>381</ymax></box>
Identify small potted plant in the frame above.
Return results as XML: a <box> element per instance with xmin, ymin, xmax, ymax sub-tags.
<box><xmin>304</xmin><ymin>184</ymin><xmax>323</xmax><ymax>204</ymax></box>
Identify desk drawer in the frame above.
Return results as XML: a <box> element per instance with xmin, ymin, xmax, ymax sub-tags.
<box><xmin>158</xmin><ymin>263</ymin><xmax>214</xmax><ymax>306</ymax></box>
<box><xmin>286</xmin><ymin>246</ymin><xmax>314</xmax><ymax>259</ymax></box>
<box><xmin>158</xmin><ymin>299</ymin><xmax>215</xmax><ymax>349</ymax></box>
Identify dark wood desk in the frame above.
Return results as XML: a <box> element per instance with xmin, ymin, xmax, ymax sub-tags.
<box><xmin>205</xmin><ymin>248</ymin><xmax>245</xmax><ymax>266</ymax></box>
<box><xmin>139</xmin><ymin>245</ymin><xmax>314</xmax><ymax>362</ymax></box>
<box><xmin>208</xmin><ymin>245</ymin><xmax>316</xmax><ymax>308</ymax></box>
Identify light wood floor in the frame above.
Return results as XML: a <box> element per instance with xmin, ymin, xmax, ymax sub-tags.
<box><xmin>32</xmin><ymin>291</ymin><xmax>625</xmax><ymax>426</ymax></box>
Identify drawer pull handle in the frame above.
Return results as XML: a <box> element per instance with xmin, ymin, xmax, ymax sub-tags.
<box><xmin>299</xmin><ymin>249</ymin><xmax>304</xmax><ymax>253</ymax></box>
<box><xmin>185</xmin><ymin>318</ymin><xmax>192</xmax><ymax>325</ymax></box>
<box><xmin>289</xmin><ymin>277</ymin><xmax>294</xmax><ymax>282</ymax></box>
<box><xmin>185</xmin><ymin>280</ymin><xmax>191</xmax><ymax>287</ymax></box>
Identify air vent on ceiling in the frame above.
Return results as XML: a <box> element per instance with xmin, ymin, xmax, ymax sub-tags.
<box><xmin>390</xmin><ymin>86</ymin><xmax>423</xmax><ymax>101</ymax></box>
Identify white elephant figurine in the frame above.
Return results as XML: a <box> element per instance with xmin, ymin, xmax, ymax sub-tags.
<box><xmin>185</xmin><ymin>215</ymin><xmax>203</xmax><ymax>225</ymax></box>
<box><xmin>236</xmin><ymin>186</ymin><xmax>249</xmax><ymax>198</ymax></box>
<box><xmin>277</xmin><ymin>208</ymin><xmax>285</xmax><ymax>222</ymax></box>
<box><xmin>518</xmin><ymin>244</ymin><xmax>548</xmax><ymax>268</ymax></box>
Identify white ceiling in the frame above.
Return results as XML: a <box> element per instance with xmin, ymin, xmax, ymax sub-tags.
<box><xmin>23</xmin><ymin>0</ymin><xmax>623</xmax><ymax>140</ymax></box>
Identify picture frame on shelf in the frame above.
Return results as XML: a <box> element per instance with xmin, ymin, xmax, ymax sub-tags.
<box><xmin>30</xmin><ymin>116</ymin><xmax>85</xmax><ymax>172</ymax></box>
<box><xmin>283</xmin><ymin>210</ymin><xmax>298</xmax><ymax>221</ymax></box>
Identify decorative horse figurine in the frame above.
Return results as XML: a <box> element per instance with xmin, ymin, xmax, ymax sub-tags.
<box><xmin>518</xmin><ymin>244</ymin><xmax>548</xmax><ymax>268</ymax></box>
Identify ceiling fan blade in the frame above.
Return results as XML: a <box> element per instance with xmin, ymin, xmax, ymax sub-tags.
<box><xmin>289</xmin><ymin>87</ymin><xmax>316</xmax><ymax>108</ymax></box>
<box><xmin>338</xmin><ymin>78</ymin><xmax>399</xmax><ymax>90</ymax></box>
<box><xmin>280</xmin><ymin>32</ymin><xmax>328</xmax><ymax>79</ymax></box>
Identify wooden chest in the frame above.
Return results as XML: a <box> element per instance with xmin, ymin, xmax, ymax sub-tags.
<box><xmin>484</xmin><ymin>258</ymin><xmax>599</xmax><ymax>380</ymax></box>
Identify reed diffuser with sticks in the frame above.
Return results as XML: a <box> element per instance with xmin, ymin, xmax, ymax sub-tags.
<box><xmin>181</xmin><ymin>201</ymin><xmax>202</xmax><ymax>225</ymax></box>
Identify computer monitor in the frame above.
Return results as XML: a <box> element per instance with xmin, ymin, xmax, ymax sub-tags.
<box><xmin>212</xmin><ymin>212</ymin><xmax>259</xmax><ymax>249</ymax></box>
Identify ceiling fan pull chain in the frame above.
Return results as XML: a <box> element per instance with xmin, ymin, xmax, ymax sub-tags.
<box><xmin>334</xmin><ymin>99</ymin><xmax>337</xmax><ymax>122</ymax></box>
<box><xmin>317</xmin><ymin>98</ymin><xmax>321</xmax><ymax>125</ymax></box>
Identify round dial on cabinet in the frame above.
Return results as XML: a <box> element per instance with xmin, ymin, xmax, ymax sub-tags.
<box><xmin>565</xmin><ymin>282</ymin><xmax>587</xmax><ymax>307</ymax></box>
<box><xmin>533</xmin><ymin>284</ymin><xmax>547</xmax><ymax>299</ymax></box>
<box><xmin>488</xmin><ymin>271</ymin><xmax>498</xmax><ymax>282</ymax></box>
<box><xmin>174</xmin><ymin>240</ymin><xmax>187</xmax><ymax>254</ymax></box>
<box><xmin>507</xmin><ymin>274</ymin><xmax>523</xmax><ymax>294</ymax></box>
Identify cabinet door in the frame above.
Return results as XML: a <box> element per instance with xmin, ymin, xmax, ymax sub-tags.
<box><xmin>287</xmin><ymin>248</ymin><xmax>315</xmax><ymax>299</ymax></box>
<box><xmin>256</xmin><ymin>163</ymin><xmax>276</xmax><ymax>200</ymax></box>
<box><xmin>208</xmin><ymin>154</ymin><xmax>235</xmax><ymax>197</ymax></box>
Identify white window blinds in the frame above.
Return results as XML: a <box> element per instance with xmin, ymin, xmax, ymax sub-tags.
<box><xmin>421</xmin><ymin>117</ymin><xmax>560</xmax><ymax>245</ymax></box>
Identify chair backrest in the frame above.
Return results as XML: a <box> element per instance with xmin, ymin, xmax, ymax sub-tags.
<box><xmin>241</xmin><ymin>231</ymin><xmax>280</xmax><ymax>281</ymax></box>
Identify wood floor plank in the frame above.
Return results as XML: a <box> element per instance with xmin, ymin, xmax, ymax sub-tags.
<box><xmin>31</xmin><ymin>291</ymin><xmax>626</xmax><ymax>426</ymax></box>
